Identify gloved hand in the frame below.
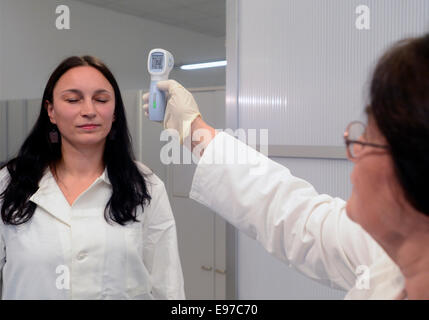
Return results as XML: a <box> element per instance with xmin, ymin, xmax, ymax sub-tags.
<box><xmin>142</xmin><ymin>80</ymin><xmax>201</xmax><ymax>144</ymax></box>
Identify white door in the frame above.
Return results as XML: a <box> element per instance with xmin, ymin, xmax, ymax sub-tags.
<box><xmin>134</xmin><ymin>87</ymin><xmax>227</xmax><ymax>299</ymax></box>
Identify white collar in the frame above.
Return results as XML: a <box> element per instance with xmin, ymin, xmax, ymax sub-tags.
<box><xmin>28</xmin><ymin>166</ymin><xmax>111</xmax><ymax>226</ymax></box>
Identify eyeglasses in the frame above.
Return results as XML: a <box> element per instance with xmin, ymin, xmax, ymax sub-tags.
<box><xmin>343</xmin><ymin>121</ymin><xmax>389</xmax><ymax>159</ymax></box>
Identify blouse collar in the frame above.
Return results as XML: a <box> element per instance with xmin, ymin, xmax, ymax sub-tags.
<box><xmin>28</xmin><ymin>166</ymin><xmax>111</xmax><ymax>226</ymax></box>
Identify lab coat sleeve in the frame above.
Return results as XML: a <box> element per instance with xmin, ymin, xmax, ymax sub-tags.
<box><xmin>142</xmin><ymin>176</ymin><xmax>185</xmax><ymax>299</ymax></box>
<box><xmin>189</xmin><ymin>132</ymin><xmax>384</xmax><ymax>291</ymax></box>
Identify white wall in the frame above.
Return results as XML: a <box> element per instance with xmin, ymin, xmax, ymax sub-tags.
<box><xmin>0</xmin><ymin>0</ymin><xmax>225</xmax><ymax>101</ymax></box>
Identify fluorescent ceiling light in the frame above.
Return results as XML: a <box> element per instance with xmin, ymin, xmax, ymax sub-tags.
<box><xmin>180</xmin><ymin>60</ymin><xmax>227</xmax><ymax>70</ymax></box>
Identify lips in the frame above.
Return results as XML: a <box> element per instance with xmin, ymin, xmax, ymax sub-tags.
<box><xmin>78</xmin><ymin>124</ymin><xmax>100</xmax><ymax>129</ymax></box>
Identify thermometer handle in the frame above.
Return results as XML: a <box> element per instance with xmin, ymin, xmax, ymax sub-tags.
<box><xmin>148</xmin><ymin>80</ymin><xmax>166</xmax><ymax>122</ymax></box>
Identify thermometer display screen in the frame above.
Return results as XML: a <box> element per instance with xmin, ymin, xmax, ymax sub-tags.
<box><xmin>151</xmin><ymin>53</ymin><xmax>164</xmax><ymax>71</ymax></box>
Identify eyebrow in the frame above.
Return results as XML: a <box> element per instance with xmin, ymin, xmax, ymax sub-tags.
<box><xmin>60</xmin><ymin>89</ymin><xmax>112</xmax><ymax>94</ymax></box>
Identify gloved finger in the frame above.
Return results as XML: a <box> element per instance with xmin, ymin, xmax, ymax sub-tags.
<box><xmin>142</xmin><ymin>103</ymin><xmax>149</xmax><ymax>117</ymax></box>
<box><xmin>142</xmin><ymin>92</ymin><xmax>150</xmax><ymax>104</ymax></box>
<box><xmin>157</xmin><ymin>79</ymin><xmax>181</xmax><ymax>95</ymax></box>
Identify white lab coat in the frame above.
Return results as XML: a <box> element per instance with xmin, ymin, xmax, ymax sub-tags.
<box><xmin>189</xmin><ymin>132</ymin><xmax>405</xmax><ymax>299</ymax></box>
<box><xmin>0</xmin><ymin>161</ymin><xmax>185</xmax><ymax>300</ymax></box>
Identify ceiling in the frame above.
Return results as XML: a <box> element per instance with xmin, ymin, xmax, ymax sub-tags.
<box><xmin>76</xmin><ymin>0</ymin><xmax>226</xmax><ymax>38</ymax></box>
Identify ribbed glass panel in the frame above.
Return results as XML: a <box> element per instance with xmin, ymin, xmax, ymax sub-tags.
<box><xmin>238</xmin><ymin>0</ymin><xmax>429</xmax><ymax>146</ymax></box>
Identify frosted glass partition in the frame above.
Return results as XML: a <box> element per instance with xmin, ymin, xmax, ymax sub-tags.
<box><xmin>237</xmin><ymin>0</ymin><xmax>429</xmax><ymax>147</ymax></box>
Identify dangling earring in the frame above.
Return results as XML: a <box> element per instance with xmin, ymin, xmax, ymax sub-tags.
<box><xmin>49</xmin><ymin>126</ymin><xmax>59</xmax><ymax>143</ymax></box>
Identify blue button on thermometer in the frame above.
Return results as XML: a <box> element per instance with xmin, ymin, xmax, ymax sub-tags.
<box><xmin>147</xmin><ymin>48</ymin><xmax>174</xmax><ymax>122</ymax></box>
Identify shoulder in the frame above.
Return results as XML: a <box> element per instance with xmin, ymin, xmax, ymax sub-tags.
<box><xmin>134</xmin><ymin>160</ymin><xmax>153</xmax><ymax>176</ymax></box>
<box><xmin>0</xmin><ymin>166</ymin><xmax>11</xmax><ymax>193</ymax></box>
<box><xmin>0</xmin><ymin>166</ymin><xmax>11</xmax><ymax>229</ymax></box>
<box><xmin>0</xmin><ymin>166</ymin><xmax>10</xmax><ymax>180</ymax></box>
<box><xmin>133</xmin><ymin>161</ymin><xmax>173</xmax><ymax>222</ymax></box>
<box><xmin>133</xmin><ymin>160</ymin><xmax>166</xmax><ymax>193</ymax></box>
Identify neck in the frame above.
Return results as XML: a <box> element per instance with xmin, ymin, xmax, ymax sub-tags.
<box><xmin>378</xmin><ymin>213</ymin><xmax>429</xmax><ymax>299</ymax></box>
<box><xmin>54</xmin><ymin>138</ymin><xmax>106</xmax><ymax>179</ymax></box>
<box><xmin>394</xmin><ymin>231</ymin><xmax>429</xmax><ymax>299</ymax></box>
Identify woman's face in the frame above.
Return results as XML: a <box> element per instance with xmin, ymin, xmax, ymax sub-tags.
<box><xmin>346</xmin><ymin>118</ymin><xmax>406</xmax><ymax>239</ymax></box>
<box><xmin>46</xmin><ymin>66</ymin><xmax>116</xmax><ymax>148</ymax></box>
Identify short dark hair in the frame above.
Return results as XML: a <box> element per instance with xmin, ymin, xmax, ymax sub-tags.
<box><xmin>368</xmin><ymin>33</ymin><xmax>429</xmax><ymax>216</ymax></box>
<box><xmin>1</xmin><ymin>56</ymin><xmax>151</xmax><ymax>225</ymax></box>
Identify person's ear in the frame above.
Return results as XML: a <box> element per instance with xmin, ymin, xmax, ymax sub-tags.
<box><xmin>45</xmin><ymin>100</ymin><xmax>57</xmax><ymax>124</ymax></box>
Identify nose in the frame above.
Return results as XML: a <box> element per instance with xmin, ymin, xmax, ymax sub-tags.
<box><xmin>80</xmin><ymin>98</ymin><xmax>96</xmax><ymax>118</ymax></box>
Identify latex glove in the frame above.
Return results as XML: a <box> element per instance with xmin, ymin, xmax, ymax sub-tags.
<box><xmin>142</xmin><ymin>80</ymin><xmax>201</xmax><ymax>144</ymax></box>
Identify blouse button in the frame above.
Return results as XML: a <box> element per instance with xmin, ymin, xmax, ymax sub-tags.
<box><xmin>77</xmin><ymin>251</ymin><xmax>88</xmax><ymax>261</ymax></box>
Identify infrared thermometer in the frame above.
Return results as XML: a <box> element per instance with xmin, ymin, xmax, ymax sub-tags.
<box><xmin>147</xmin><ymin>48</ymin><xmax>174</xmax><ymax>121</ymax></box>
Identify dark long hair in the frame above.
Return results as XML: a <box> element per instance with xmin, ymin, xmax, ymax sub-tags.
<box><xmin>0</xmin><ymin>56</ymin><xmax>151</xmax><ymax>225</ymax></box>
<box><xmin>368</xmin><ymin>33</ymin><xmax>429</xmax><ymax>216</ymax></box>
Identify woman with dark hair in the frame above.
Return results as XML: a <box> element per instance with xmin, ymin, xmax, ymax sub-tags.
<box><xmin>0</xmin><ymin>56</ymin><xmax>185</xmax><ymax>299</ymax></box>
<box><xmin>143</xmin><ymin>33</ymin><xmax>429</xmax><ymax>299</ymax></box>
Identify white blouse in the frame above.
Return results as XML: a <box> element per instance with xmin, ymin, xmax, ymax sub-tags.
<box><xmin>0</xmin><ymin>161</ymin><xmax>185</xmax><ymax>299</ymax></box>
